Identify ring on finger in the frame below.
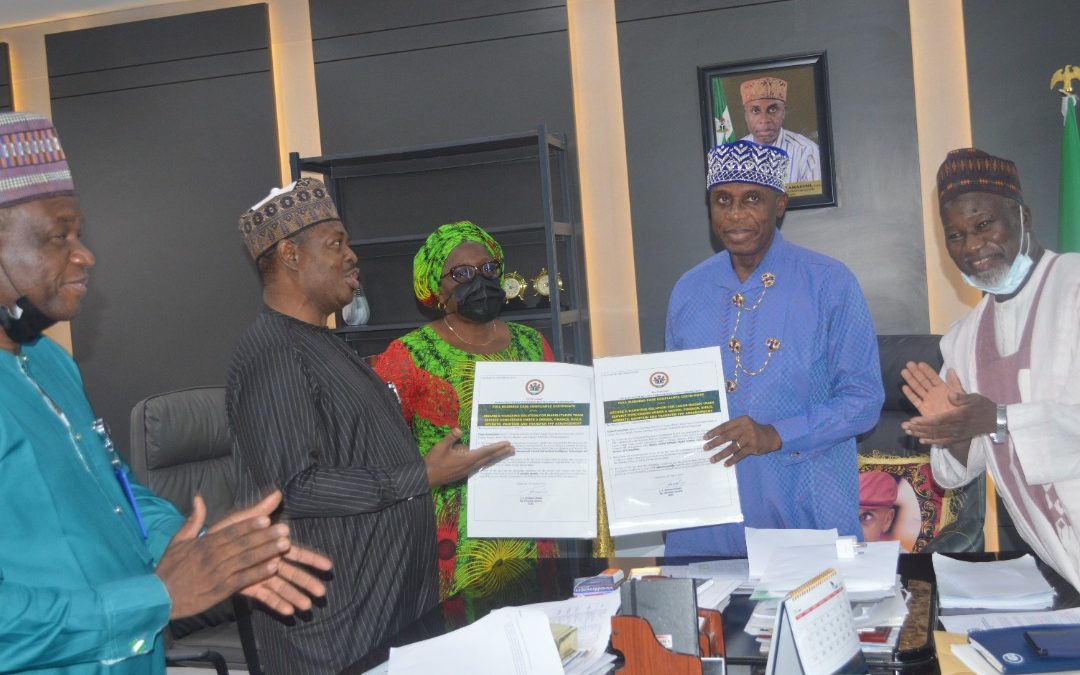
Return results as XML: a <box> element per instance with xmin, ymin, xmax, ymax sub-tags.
<box><xmin>735</xmin><ymin>439</ymin><xmax>742</xmax><ymax>451</ymax></box>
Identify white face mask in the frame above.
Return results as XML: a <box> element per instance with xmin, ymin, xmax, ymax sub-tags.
<box><xmin>961</xmin><ymin>203</ymin><xmax>1033</xmax><ymax>296</ymax></box>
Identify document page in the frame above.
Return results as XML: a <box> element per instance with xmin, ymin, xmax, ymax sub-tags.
<box><xmin>467</xmin><ymin>361</ymin><xmax>597</xmax><ymax>538</ymax></box>
<box><xmin>594</xmin><ymin>347</ymin><xmax>742</xmax><ymax>536</ymax></box>
<box><xmin>940</xmin><ymin>607</ymin><xmax>1080</xmax><ymax>634</ymax></box>
<box><xmin>388</xmin><ymin>607</ymin><xmax>563</xmax><ymax>675</ymax></box>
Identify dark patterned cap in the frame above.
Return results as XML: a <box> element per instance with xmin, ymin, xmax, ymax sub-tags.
<box><xmin>0</xmin><ymin>112</ymin><xmax>75</xmax><ymax>209</ymax></box>
<box><xmin>937</xmin><ymin>148</ymin><xmax>1024</xmax><ymax>208</ymax></box>
<box><xmin>238</xmin><ymin>177</ymin><xmax>340</xmax><ymax>260</ymax></box>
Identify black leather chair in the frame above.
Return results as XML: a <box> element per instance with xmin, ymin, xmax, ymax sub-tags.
<box><xmin>858</xmin><ymin>334</ymin><xmax>986</xmax><ymax>552</ymax></box>
<box><xmin>129</xmin><ymin>385</ymin><xmax>262</xmax><ymax>674</ymax></box>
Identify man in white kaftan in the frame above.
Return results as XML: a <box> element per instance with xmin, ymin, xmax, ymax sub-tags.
<box><xmin>738</xmin><ymin>77</ymin><xmax>821</xmax><ymax>185</ymax></box>
<box><xmin>901</xmin><ymin>148</ymin><xmax>1080</xmax><ymax>591</ymax></box>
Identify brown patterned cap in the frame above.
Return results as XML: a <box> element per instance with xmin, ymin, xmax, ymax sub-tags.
<box><xmin>0</xmin><ymin>112</ymin><xmax>75</xmax><ymax>208</ymax></box>
<box><xmin>937</xmin><ymin>148</ymin><xmax>1024</xmax><ymax>208</ymax></box>
<box><xmin>740</xmin><ymin>77</ymin><xmax>787</xmax><ymax>104</ymax></box>
<box><xmin>238</xmin><ymin>177</ymin><xmax>340</xmax><ymax>260</ymax></box>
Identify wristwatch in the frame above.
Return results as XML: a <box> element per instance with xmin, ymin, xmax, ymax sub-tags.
<box><xmin>990</xmin><ymin>404</ymin><xmax>1009</xmax><ymax>444</ymax></box>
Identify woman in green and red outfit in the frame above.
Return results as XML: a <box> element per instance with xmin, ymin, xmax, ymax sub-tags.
<box><xmin>372</xmin><ymin>221</ymin><xmax>558</xmax><ymax>611</ymax></box>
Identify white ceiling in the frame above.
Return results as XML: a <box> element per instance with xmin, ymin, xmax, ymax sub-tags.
<box><xmin>0</xmin><ymin>0</ymin><xmax>185</xmax><ymax>30</ymax></box>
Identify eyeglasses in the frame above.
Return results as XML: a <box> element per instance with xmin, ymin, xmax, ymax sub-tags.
<box><xmin>442</xmin><ymin>259</ymin><xmax>502</xmax><ymax>284</ymax></box>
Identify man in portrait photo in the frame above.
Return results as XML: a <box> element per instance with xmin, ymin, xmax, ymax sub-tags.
<box><xmin>740</xmin><ymin>76</ymin><xmax>821</xmax><ymax>191</ymax></box>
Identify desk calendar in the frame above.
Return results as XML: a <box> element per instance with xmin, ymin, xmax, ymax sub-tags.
<box><xmin>766</xmin><ymin>568</ymin><xmax>868</xmax><ymax>675</ymax></box>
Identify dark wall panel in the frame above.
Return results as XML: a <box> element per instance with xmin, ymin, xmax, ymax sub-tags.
<box><xmin>617</xmin><ymin>0</ymin><xmax>928</xmax><ymax>352</ymax></box>
<box><xmin>48</xmin><ymin>4</ymin><xmax>279</xmax><ymax>456</ymax></box>
<box><xmin>964</xmin><ymin>0</ymin><xmax>1080</xmax><ymax>250</ymax></box>
<box><xmin>310</xmin><ymin>0</ymin><xmax>575</xmax><ymax>156</ymax></box>
<box><xmin>0</xmin><ymin>44</ymin><xmax>11</xmax><ymax>112</ymax></box>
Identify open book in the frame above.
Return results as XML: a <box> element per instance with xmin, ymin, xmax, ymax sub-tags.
<box><xmin>466</xmin><ymin>346</ymin><xmax>743</xmax><ymax>538</ymax></box>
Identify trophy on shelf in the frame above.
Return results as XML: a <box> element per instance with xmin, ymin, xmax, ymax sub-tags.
<box><xmin>501</xmin><ymin>270</ymin><xmax>528</xmax><ymax>310</ymax></box>
<box><xmin>341</xmin><ymin>280</ymin><xmax>371</xmax><ymax>326</ymax></box>
<box><xmin>531</xmin><ymin>267</ymin><xmax>565</xmax><ymax>309</ymax></box>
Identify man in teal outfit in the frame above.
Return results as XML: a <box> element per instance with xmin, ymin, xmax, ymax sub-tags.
<box><xmin>0</xmin><ymin>112</ymin><xmax>332</xmax><ymax>673</ymax></box>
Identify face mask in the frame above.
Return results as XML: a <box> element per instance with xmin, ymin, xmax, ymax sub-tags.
<box><xmin>0</xmin><ymin>296</ymin><xmax>57</xmax><ymax>344</ymax></box>
<box><xmin>961</xmin><ymin>204</ymin><xmax>1033</xmax><ymax>296</ymax></box>
<box><xmin>451</xmin><ymin>275</ymin><xmax>505</xmax><ymax>323</ymax></box>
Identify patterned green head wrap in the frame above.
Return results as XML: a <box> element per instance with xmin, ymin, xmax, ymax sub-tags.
<box><xmin>413</xmin><ymin>221</ymin><xmax>504</xmax><ymax>307</ymax></box>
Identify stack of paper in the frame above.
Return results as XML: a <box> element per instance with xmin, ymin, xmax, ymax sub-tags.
<box><xmin>694</xmin><ymin>577</ymin><xmax>742</xmax><ymax>612</ymax></box>
<box><xmin>941</xmin><ymin>607</ymin><xmax>1080</xmax><ymax>634</ymax></box>
<box><xmin>387</xmin><ymin>606</ymin><xmax>564</xmax><ymax>674</ymax></box>
<box><xmin>744</xmin><ymin>528</ymin><xmax>900</xmax><ymax>601</ymax></box>
<box><xmin>660</xmin><ymin>558</ymin><xmax>748</xmax><ymax>611</ymax></box>
<box><xmin>745</xmin><ymin>590</ymin><xmax>908</xmax><ymax>656</ymax></box>
<box><xmin>934</xmin><ymin>554</ymin><xmax>1056</xmax><ymax>611</ymax></box>
<box><xmin>851</xmin><ymin>588</ymin><xmax>910</xmax><ymax>630</ymax></box>
<box><xmin>520</xmin><ymin>593</ymin><xmax>622</xmax><ymax>675</ymax></box>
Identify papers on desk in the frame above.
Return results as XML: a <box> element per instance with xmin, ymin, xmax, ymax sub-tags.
<box><xmin>663</xmin><ymin>558</ymin><xmax>754</xmax><ymax>592</ymax></box>
<box><xmin>524</xmin><ymin>593</ymin><xmax>622</xmax><ymax>675</ymax></box>
<box><xmin>746</xmin><ymin>527</ymin><xmax>838</xmax><ymax>579</ymax></box>
<box><xmin>695</xmin><ymin>577</ymin><xmax>743</xmax><ymax>611</ymax></box>
<box><xmin>934</xmin><ymin>554</ymin><xmax>1056</xmax><ymax>611</ymax></box>
<box><xmin>745</xmin><ymin>528</ymin><xmax>900</xmax><ymax>600</ymax></box>
<box><xmin>741</xmin><ymin>532</ymin><xmax>906</xmax><ymax>662</ymax></box>
<box><xmin>387</xmin><ymin>606</ymin><xmax>564</xmax><ymax>675</ymax></box>
<box><xmin>941</xmin><ymin>607</ymin><xmax>1080</xmax><ymax>634</ymax></box>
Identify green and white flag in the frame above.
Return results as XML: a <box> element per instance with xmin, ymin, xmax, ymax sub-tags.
<box><xmin>1060</xmin><ymin>95</ymin><xmax>1080</xmax><ymax>253</ymax></box>
<box><xmin>712</xmin><ymin>78</ymin><xmax>735</xmax><ymax>144</ymax></box>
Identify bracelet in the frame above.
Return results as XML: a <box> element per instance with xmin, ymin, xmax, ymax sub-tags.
<box><xmin>990</xmin><ymin>404</ymin><xmax>1008</xmax><ymax>444</ymax></box>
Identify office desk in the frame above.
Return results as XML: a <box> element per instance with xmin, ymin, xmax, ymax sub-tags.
<box><xmin>339</xmin><ymin>553</ymin><xmax>1079</xmax><ymax>675</ymax></box>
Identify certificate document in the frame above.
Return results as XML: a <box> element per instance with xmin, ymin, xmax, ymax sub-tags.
<box><xmin>467</xmin><ymin>361</ymin><xmax>597</xmax><ymax>538</ymax></box>
<box><xmin>594</xmin><ymin>347</ymin><xmax>742</xmax><ymax>536</ymax></box>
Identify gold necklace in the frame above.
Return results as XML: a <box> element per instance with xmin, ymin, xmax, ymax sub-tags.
<box><xmin>443</xmin><ymin>317</ymin><xmax>498</xmax><ymax>347</ymax></box>
<box><xmin>726</xmin><ymin>272</ymin><xmax>781</xmax><ymax>393</ymax></box>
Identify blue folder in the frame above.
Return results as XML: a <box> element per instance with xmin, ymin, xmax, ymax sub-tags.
<box><xmin>969</xmin><ymin>624</ymin><xmax>1080</xmax><ymax>674</ymax></box>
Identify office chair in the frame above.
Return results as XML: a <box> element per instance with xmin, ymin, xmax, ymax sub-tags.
<box><xmin>129</xmin><ymin>385</ymin><xmax>262</xmax><ymax>675</ymax></box>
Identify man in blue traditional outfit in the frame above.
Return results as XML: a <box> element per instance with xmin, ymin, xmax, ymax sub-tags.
<box><xmin>665</xmin><ymin>140</ymin><xmax>884</xmax><ymax>556</ymax></box>
<box><xmin>0</xmin><ymin>112</ymin><xmax>331</xmax><ymax>674</ymax></box>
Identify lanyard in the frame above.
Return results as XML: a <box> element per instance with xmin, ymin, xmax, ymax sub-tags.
<box><xmin>93</xmin><ymin>418</ymin><xmax>149</xmax><ymax>540</ymax></box>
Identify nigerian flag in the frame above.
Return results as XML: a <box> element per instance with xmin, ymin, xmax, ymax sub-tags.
<box><xmin>712</xmin><ymin>78</ymin><xmax>735</xmax><ymax>144</ymax></box>
<box><xmin>1060</xmin><ymin>95</ymin><xmax>1080</xmax><ymax>252</ymax></box>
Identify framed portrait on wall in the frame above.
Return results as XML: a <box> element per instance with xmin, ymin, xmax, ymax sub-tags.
<box><xmin>698</xmin><ymin>52</ymin><xmax>836</xmax><ymax>210</ymax></box>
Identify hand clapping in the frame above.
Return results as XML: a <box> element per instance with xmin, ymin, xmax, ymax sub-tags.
<box><xmin>156</xmin><ymin>491</ymin><xmax>332</xmax><ymax>619</ymax></box>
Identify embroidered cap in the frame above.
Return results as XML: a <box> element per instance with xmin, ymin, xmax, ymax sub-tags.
<box><xmin>740</xmin><ymin>77</ymin><xmax>787</xmax><ymax>104</ymax></box>
<box><xmin>0</xmin><ymin>112</ymin><xmax>75</xmax><ymax>209</ymax></box>
<box><xmin>936</xmin><ymin>148</ymin><xmax>1024</xmax><ymax>208</ymax></box>
<box><xmin>859</xmin><ymin>471</ymin><xmax>899</xmax><ymax>509</ymax></box>
<box><xmin>238</xmin><ymin>177</ymin><xmax>340</xmax><ymax>260</ymax></box>
<box><xmin>706</xmin><ymin>140</ymin><xmax>789</xmax><ymax>194</ymax></box>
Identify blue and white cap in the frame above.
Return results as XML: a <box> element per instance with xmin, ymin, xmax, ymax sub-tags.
<box><xmin>706</xmin><ymin>140</ymin><xmax>789</xmax><ymax>194</ymax></box>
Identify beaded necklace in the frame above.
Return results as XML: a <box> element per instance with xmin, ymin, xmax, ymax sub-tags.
<box><xmin>725</xmin><ymin>271</ymin><xmax>781</xmax><ymax>393</ymax></box>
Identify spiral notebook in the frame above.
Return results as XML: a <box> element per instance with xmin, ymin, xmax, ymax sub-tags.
<box><xmin>765</xmin><ymin>568</ymin><xmax>868</xmax><ymax>675</ymax></box>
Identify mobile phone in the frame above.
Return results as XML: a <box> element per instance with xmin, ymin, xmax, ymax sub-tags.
<box><xmin>1024</xmin><ymin>627</ymin><xmax>1080</xmax><ymax>659</ymax></box>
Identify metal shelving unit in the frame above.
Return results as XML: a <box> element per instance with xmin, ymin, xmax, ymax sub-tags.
<box><xmin>289</xmin><ymin>125</ymin><xmax>588</xmax><ymax>362</ymax></box>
